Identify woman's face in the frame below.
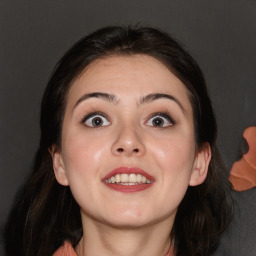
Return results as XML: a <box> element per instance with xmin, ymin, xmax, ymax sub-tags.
<box><xmin>52</xmin><ymin>54</ymin><xmax>210</xmax><ymax>228</ymax></box>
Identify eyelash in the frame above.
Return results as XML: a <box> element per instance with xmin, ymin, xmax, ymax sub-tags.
<box><xmin>146</xmin><ymin>112</ymin><xmax>175</xmax><ymax>127</ymax></box>
<box><xmin>81</xmin><ymin>111</ymin><xmax>110</xmax><ymax>127</ymax></box>
<box><xmin>81</xmin><ymin>111</ymin><xmax>175</xmax><ymax>128</ymax></box>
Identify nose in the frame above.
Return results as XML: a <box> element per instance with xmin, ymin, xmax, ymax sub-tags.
<box><xmin>111</xmin><ymin>126</ymin><xmax>146</xmax><ymax>157</ymax></box>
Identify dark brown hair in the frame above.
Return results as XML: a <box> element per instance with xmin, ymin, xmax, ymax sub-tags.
<box><xmin>4</xmin><ymin>25</ymin><xmax>233</xmax><ymax>256</ymax></box>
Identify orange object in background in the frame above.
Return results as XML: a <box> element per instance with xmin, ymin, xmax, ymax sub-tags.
<box><xmin>229</xmin><ymin>126</ymin><xmax>256</xmax><ymax>191</ymax></box>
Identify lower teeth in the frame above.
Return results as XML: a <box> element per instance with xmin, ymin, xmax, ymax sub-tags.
<box><xmin>106</xmin><ymin>181</ymin><xmax>152</xmax><ymax>185</ymax></box>
<box><xmin>118</xmin><ymin>182</ymin><xmax>139</xmax><ymax>185</ymax></box>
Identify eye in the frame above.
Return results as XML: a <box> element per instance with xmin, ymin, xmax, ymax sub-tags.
<box><xmin>146</xmin><ymin>113</ymin><xmax>174</xmax><ymax>127</ymax></box>
<box><xmin>82</xmin><ymin>112</ymin><xmax>110</xmax><ymax>127</ymax></box>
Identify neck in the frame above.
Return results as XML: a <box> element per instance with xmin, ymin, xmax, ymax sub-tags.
<box><xmin>76</xmin><ymin>215</ymin><xmax>174</xmax><ymax>256</ymax></box>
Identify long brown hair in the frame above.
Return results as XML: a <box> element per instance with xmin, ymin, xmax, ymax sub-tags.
<box><xmin>4</xmin><ymin>25</ymin><xmax>233</xmax><ymax>256</ymax></box>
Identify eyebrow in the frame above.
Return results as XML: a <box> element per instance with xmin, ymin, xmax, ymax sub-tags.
<box><xmin>73</xmin><ymin>92</ymin><xmax>185</xmax><ymax>113</ymax></box>
<box><xmin>73</xmin><ymin>92</ymin><xmax>118</xmax><ymax>110</ymax></box>
<box><xmin>140</xmin><ymin>93</ymin><xmax>185</xmax><ymax>113</ymax></box>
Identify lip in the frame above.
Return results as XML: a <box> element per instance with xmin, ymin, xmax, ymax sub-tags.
<box><xmin>102</xmin><ymin>167</ymin><xmax>155</xmax><ymax>193</ymax></box>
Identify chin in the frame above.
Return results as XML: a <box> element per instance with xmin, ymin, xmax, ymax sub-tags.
<box><xmin>106</xmin><ymin>218</ymin><xmax>152</xmax><ymax>229</ymax></box>
<box><xmin>102</xmin><ymin>209</ymin><xmax>158</xmax><ymax>229</ymax></box>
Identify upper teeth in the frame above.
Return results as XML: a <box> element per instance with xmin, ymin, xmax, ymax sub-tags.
<box><xmin>105</xmin><ymin>173</ymin><xmax>152</xmax><ymax>184</ymax></box>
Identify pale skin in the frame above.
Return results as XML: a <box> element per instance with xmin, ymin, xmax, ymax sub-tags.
<box><xmin>50</xmin><ymin>55</ymin><xmax>211</xmax><ymax>256</ymax></box>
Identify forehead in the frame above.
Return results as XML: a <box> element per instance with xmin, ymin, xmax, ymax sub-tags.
<box><xmin>66</xmin><ymin>54</ymin><xmax>192</xmax><ymax>111</ymax></box>
<box><xmin>78</xmin><ymin>54</ymin><xmax>179</xmax><ymax>87</ymax></box>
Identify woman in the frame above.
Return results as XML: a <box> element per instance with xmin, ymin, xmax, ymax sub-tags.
<box><xmin>4</xmin><ymin>25</ymin><xmax>233</xmax><ymax>256</ymax></box>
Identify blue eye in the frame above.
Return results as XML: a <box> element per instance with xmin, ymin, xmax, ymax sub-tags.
<box><xmin>146</xmin><ymin>113</ymin><xmax>174</xmax><ymax>127</ymax></box>
<box><xmin>82</xmin><ymin>112</ymin><xmax>110</xmax><ymax>127</ymax></box>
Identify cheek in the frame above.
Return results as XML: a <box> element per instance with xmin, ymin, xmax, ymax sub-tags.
<box><xmin>151</xmin><ymin>134</ymin><xmax>195</xmax><ymax>170</ymax></box>
<box><xmin>60</xmin><ymin>133</ymin><xmax>109</xmax><ymax>210</ymax></box>
<box><xmin>149</xmin><ymin>131</ymin><xmax>196</xmax><ymax>203</ymax></box>
<box><xmin>149</xmin><ymin>136</ymin><xmax>196</xmax><ymax>212</ymax></box>
<box><xmin>61</xmin><ymin>132</ymin><xmax>109</xmax><ymax>179</ymax></box>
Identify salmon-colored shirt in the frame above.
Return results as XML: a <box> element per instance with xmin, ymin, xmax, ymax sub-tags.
<box><xmin>53</xmin><ymin>241</ymin><xmax>174</xmax><ymax>256</ymax></box>
<box><xmin>53</xmin><ymin>241</ymin><xmax>77</xmax><ymax>256</ymax></box>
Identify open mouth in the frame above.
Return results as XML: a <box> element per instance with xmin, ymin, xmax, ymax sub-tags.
<box><xmin>103</xmin><ymin>167</ymin><xmax>154</xmax><ymax>192</ymax></box>
<box><xmin>105</xmin><ymin>173</ymin><xmax>153</xmax><ymax>185</ymax></box>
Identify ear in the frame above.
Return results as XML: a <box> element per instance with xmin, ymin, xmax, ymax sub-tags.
<box><xmin>49</xmin><ymin>145</ymin><xmax>69</xmax><ymax>186</ymax></box>
<box><xmin>189</xmin><ymin>143</ymin><xmax>211</xmax><ymax>186</ymax></box>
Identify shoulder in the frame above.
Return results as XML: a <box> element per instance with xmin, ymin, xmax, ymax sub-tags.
<box><xmin>53</xmin><ymin>241</ymin><xmax>77</xmax><ymax>256</ymax></box>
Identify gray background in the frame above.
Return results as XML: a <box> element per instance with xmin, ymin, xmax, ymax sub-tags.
<box><xmin>0</xmin><ymin>0</ymin><xmax>256</xmax><ymax>255</ymax></box>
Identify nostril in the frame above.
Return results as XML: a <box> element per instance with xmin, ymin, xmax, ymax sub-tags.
<box><xmin>116</xmin><ymin>148</ymin><xmax>139</xmax><ymax>153</ymax></box>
